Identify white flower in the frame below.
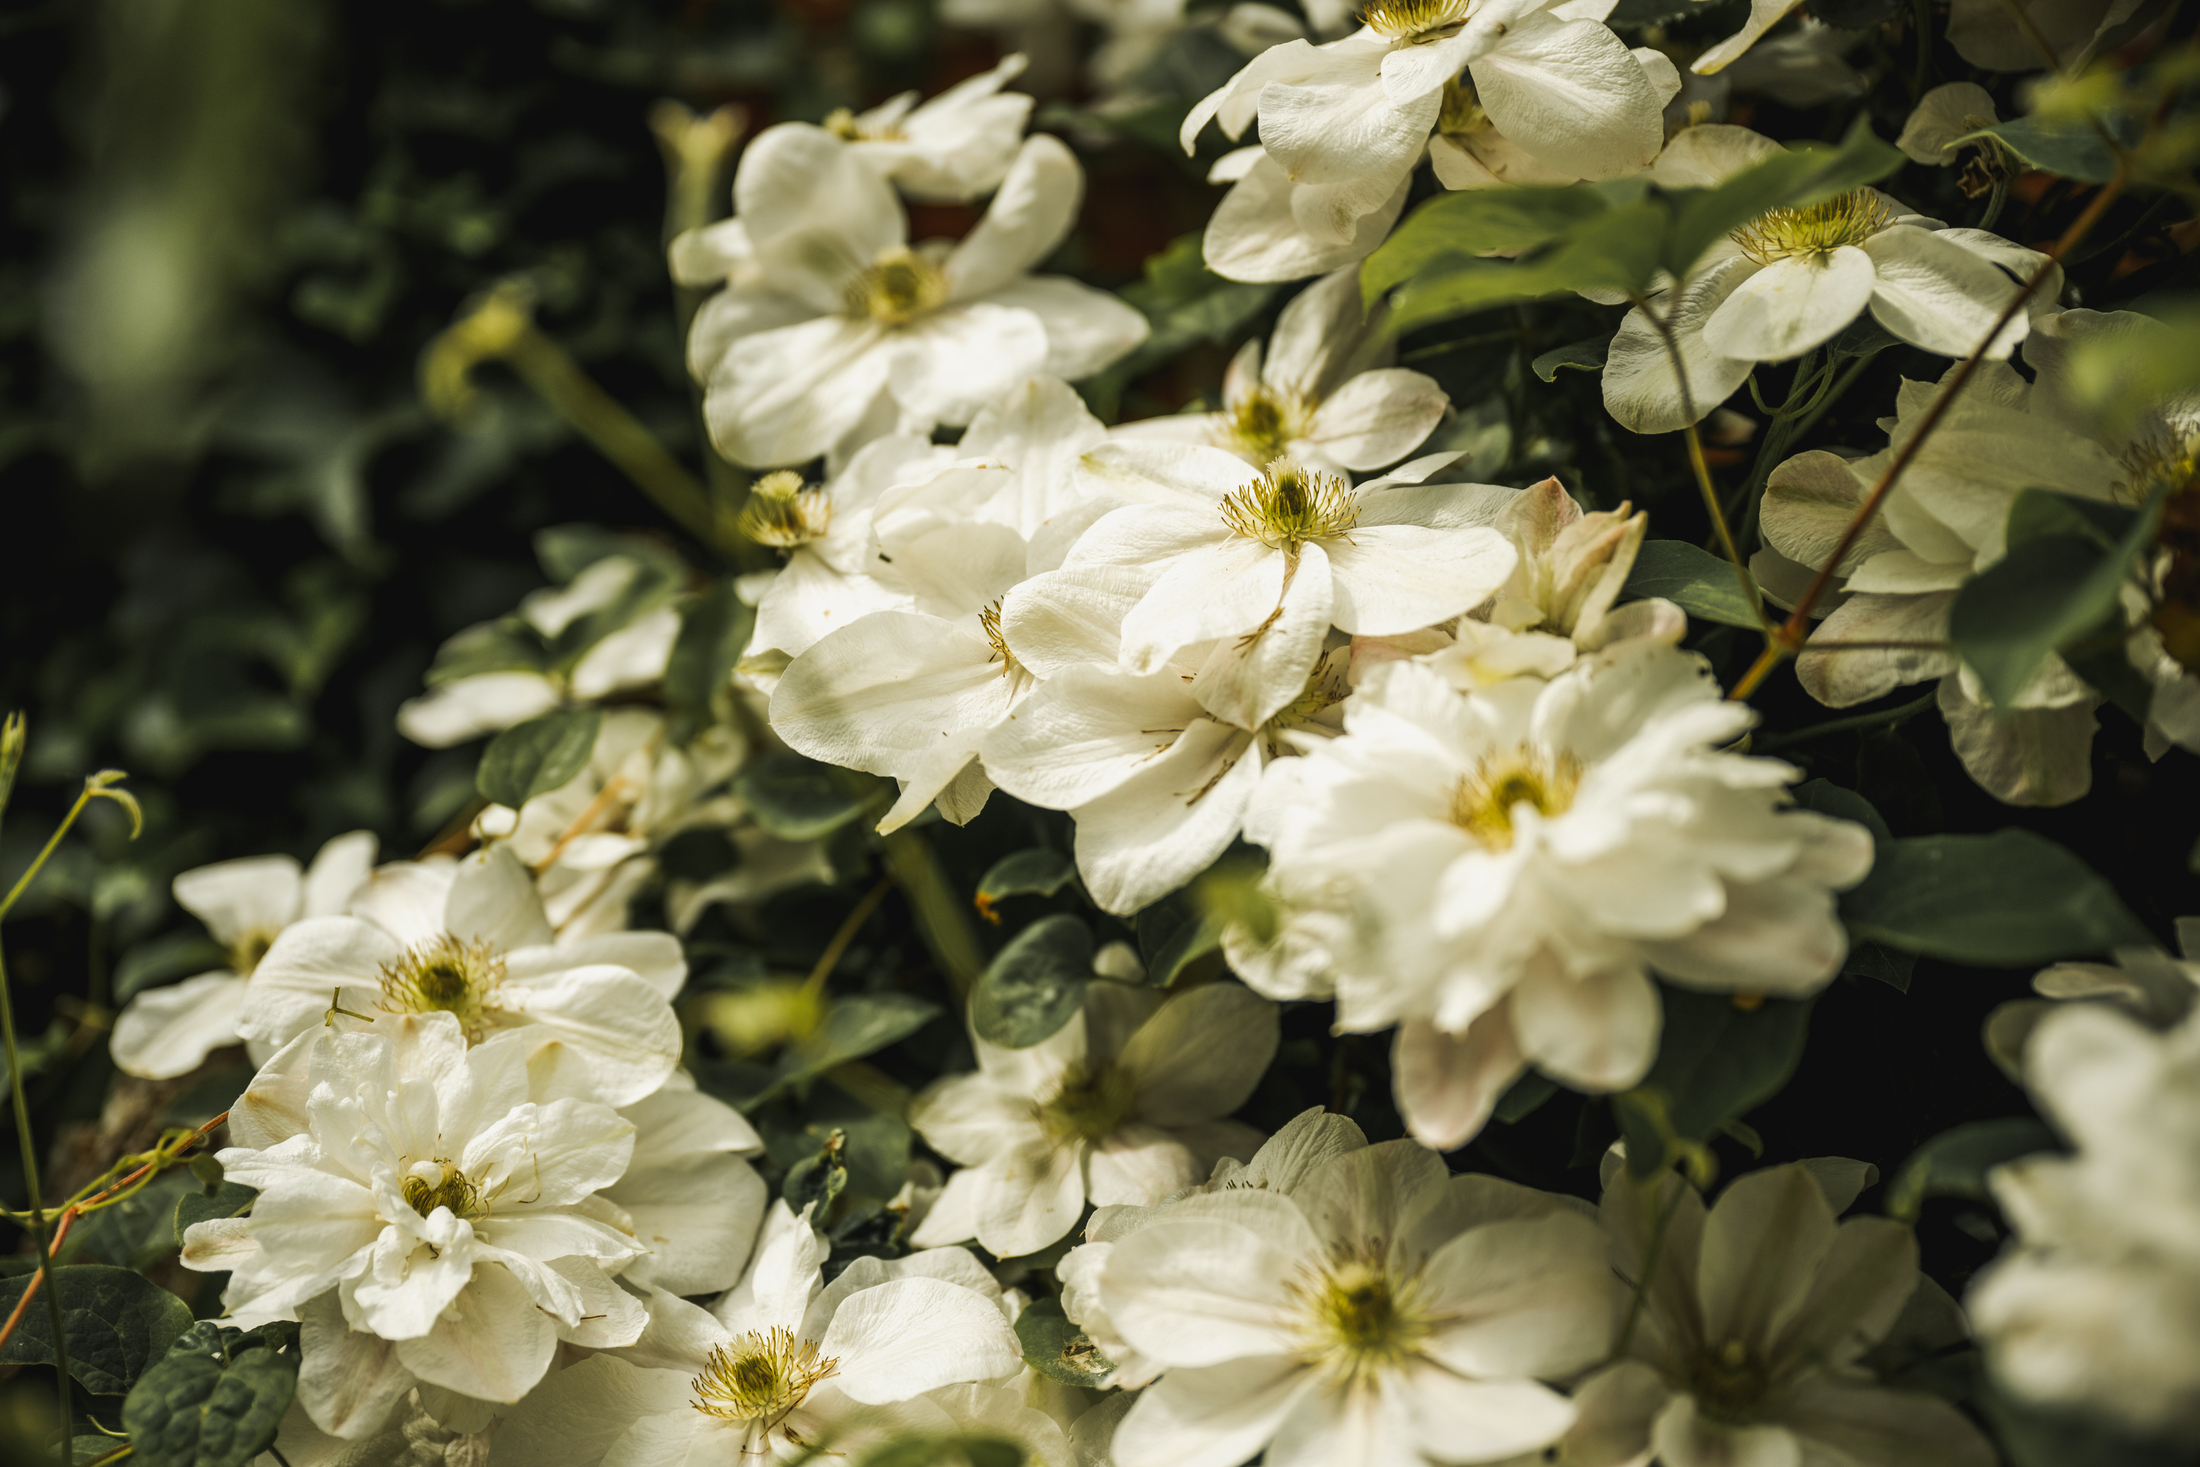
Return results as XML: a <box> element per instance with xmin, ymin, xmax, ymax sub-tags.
<box><xmin>1603</xmin><ymin>125</ymin><xmax>2057</xmax><ymax>435</ymax></box>
<box><xmin>1429</xmin><ymin>45</ymin><xmax>1680</xmax><ymax>190</ymax></box>
<box><xmin>1760</xmin><ymin>307</ymin><xmax>2200</xmax><ymax>806</ymax></box>
<box><xmin>1095</xmin><ymin>1138</ymin><xmax>1616</xmax><ymax>1467</ymax></box>
<box><xmin>1197</xmin><ymin>144</ymin><xmax>1416</xmax><ymax>285</ymax></box>
<box><xmin>243</xmin><ymin>844</ymin><xmax>686</xmax><ymax>1106</ymax></box>
<box><xmin>687</xmin><ymin>124</ymin><xmax>1147</xmax><ymax>468</ymax></box>
<box><xmin>396</xmin><ymin>553</ymin><xmax>681</xmax><ymax>748</ymax></box>
<box><xmin>1059</xmin><ymin>1104</ymin><xmax>1373</xmax><ymax>1389</ymax></box>
<box><xmin>473</xmin><ymin>709</ymin><xmax>746</xmax><ymax>938</ymax></box>
<box><xmin>1183</xmin><ymin>0</ymin><xmax>1669</xmax><ymax>282</ymax></box>
<box><xmin>603</xmin><ymin>1076</ymin><xmax>770</xmax><ymax>1297</ymax></box>
<box><xmin>1968</xmin><ymin>1002</ymin><xmax>2200</xmax><ymax>1441</ymax></box>
<box><xmin>909</xmin><ymin>980</ymin><xmax>1278</xmax><ymax>1257</ymax></box>
<box><xmin>1983</xmin><ymin>920</ymin><xmax>2200</xmax><ymax>1079</ymax></box>
<box><xmin>770</xmin><ymin>520</ymin><xmax>1041</xmax><ymax>832</ymax></box>
<box><xmin>867</xmin><ymin>372</ymin><xmax>1112</xmax><ymax>553</ymax></box>
<box><xmin>182</xmin><ymin>1013</ymin><xmax>648</xmax><ymax>1415</ymax></box>
<box><xmin>1050</xmin><ymin>442</ymin><xmax>1518</xmax><ymax>727</ymax></box>
<box><xmin>1897</xmin><ymin>81</ymin><xmax>2004</xmax><ymax>174</ymax></box>
<box><xmin>1243</xmin><ymin>646</ymin><xmax>1873</xmax><ymax>1148</ymax></box>
<box><xmin>1565</xmin><ymin>1157</ymin><xmax>1996</xmax><ymax>1467</ymax></box>
<box><xmin>1114</xmin><ymin>266</ymin><xmax>1448</xmax><ymax>474</ymax></box>
<box><xmin>111</xmin><ymin>830</ymin><xmax>376</xmax><ymax>1080</ymax></box>
<box><xmin>490</xmin><ymin>1201</ymin><xmax>1026</xmax><ymax>1464</ymax></box>
<box><xmin>824</xmin><ymin>54</ymin><xmax>1035</xmax><ymax>202</ymax></box>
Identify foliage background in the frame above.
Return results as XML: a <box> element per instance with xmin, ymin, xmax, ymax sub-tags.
<box><xmin>2</xmin><ymin>0</ymin><xmax>2199</xmax><ymax>1459</ymax></box>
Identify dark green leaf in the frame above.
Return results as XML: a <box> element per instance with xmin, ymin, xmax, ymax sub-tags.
<box><xmin>782</xmin><ymin>1129</ymin><xmax>849</xmax><ymax>1215</ymax></box>
<box><xmin>0</xmin><ymin>1266</ymin><xmax>193</xmax><ymax>1395</ymax></box>
<box><xmin>1664</xmin><ymin>114</ymin><xmax>1905</xmax><ymax>278</ymax></box>
<box><xmin>1530</xmin><ymin>336</ymin><xmax>1609</xmax><ymax>382</ymax></box>
<box><xmin>1382</xmin><ymin>200</ymin><xmax>1667</xmax><ymax>337</ymax></box>
<box><xmin>1014</xmin><ymin>1298</ymin><xmax>1115</xmax><ymax>1387</ymax></box>
<box><xmin>174</xmin><ymin>1182</ymin><xmax>257</xmax><ymax>1248</ymax></box>
<box><xmin>734</xmin><ymin>752</ymin><xmax>877</xmax><ymax>842</ymax></box>
<box><xmin>1982</xmin><ymin>1383</ymin><xmax>2197</xmax><ymax>1467</ymax></box>
<box><xmin>421</xmin><ymin>619</ymin><xmax>547</xmax><ymax>686</ymax></box>
<box><xmin>1615</xmin><ymin>989</ymin><xmax>1813</xmax><ymax>1179</ymax></box>
<box><xmin>664</xmin><ymin>579</ymin><xmax>753</xmax><ymax>745</ymax></box>
<box><xmin>475</xmin><ymin>706</ymin><xmax>601</xmax><ymax>808</ymax></box>
<box><xmin>1960</xmin><ymin>112</ymin><xmax>2143</xmax><ymax>186</ymax></box>
<box><xmin>755</xmin><ymin>993</ymin><xmax>942</xmax><ymax>1103</ymax></box>
<box><xmin>1886</xmin><ymin>1117</ymin><xmax>2058</xmax><ymax>1223</ymax></box>
<box><xmin>859</xmin><ymin>1436</ymin><xmax>1025</xmax><ymax>1467</ymax></box>
<box><xmin>1494</xmin><ymin>1071</ymin><xmax>1560</xmax><ymax>1125</ymax></box>
<box><xmin>1790</xmin><ymin>778</ymin><xmax>1891</xmax><ymax>845</ymax></box>
<box><xmin>973</xmin><ymin>915</ymin><xmax>1094</xmax><ymax>1048</ymax></box>
<box><xmin>123</xmin><ymin>1320</ymin><xmax>300</xmax><ymax>1467</ymax></box>
<box><xmin>63</xmin><ymin>1172</ymin><xmax>197</xmax><ymax>1270</ymax></box>
<box><xmin>1844</xmin><ymin>830</ymin><xmax>2152</xmax><ymax>965</ymax></box>
<box><xmin>1808</xmin><ymin>0</ymin><xmax>1898</xmax><ymax>23</ymax></box>
<box><xmin>1136</xmin><ymin>888</ymin><xmax>1225</xmax><ymax>988</ymax></box>
<box><xmin>1621</xmin><ymin>539</ymin><xmax>1763</xmax><ymax>629</ymax></box>
<box><xmin>1117</xmin><ymin>233</ymin><xmax>1280</xmax><ymax>374</ymax></box>
<box><xmin>534</xmin><ymin>523</ymin><xmax>686</xmax><ymax>583</ymax></box>
<box><xmin>976</xmin><ymin>848</ymin><xmax>1079</xmax><ymax>905</ymax></box>
<box><xmin>1364</xmin><ymin>184</ymin><xmax>1628</xmax><ymax>303</ymax></box>
<box><xmin>1949</xmin><ymin>487</ymin><xmax>2162</xmax><ymax>708</ymax></box>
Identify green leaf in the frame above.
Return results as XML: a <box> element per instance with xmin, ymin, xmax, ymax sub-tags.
<box><xmin>1664</xmin><ymin>114</ymin><xmax>1905</xmax><ymax>278</ymax></box>
<box><xmin>733</xmin><ymin>752</ymin><xmax>877</xmax><ymax>842</ymax></box>
<box><xmin>174</xmin><ymin>1181</ymin><xmax>257</xmax><ymax>1248</ymax></box>
<box><xmin>664</xmin><ymin>579</ymin><xmax>754</xmax><ymax>745</ymax></box>
<box><xmin>1960</xmin><ymin>111</ymin><xmax>2142</xmax><ymax>185</ymax></box>
<box><xmin>1530</xmin><ymin>336</ymin><xmax>1609</xmax><ymax>382</ymax></box>
<box><xmin>421</xmin><ymin>619</ymin><xmax>548</xmax><ymax>687</ymax></box>
<box><xmin>1886</xmin><ymin>1117</ymin><xmax>2058</xmax><ymax>1223</ymax></box>
<box><xmin>762</xmin><ymin>993</ymin><xmax>942</xmax><ymax>1100</ymax></box>
<box><xmin>1381</xmin><ymin>199</ymin><xmax>1668</xmax><ymax>337</ymax></box>
<box><xmin>0</xmin><ymin>1266</ymin><xmax>194</xmax><ymax>1395</ymax></box>
<box><xmin>476</xmin><ymin>706</ymin><xmax>601</xmax><ymax>808</ymax></box>
<box><xmin>1493</xmin><ymin>1071</ymin><xmax>1560</xmax><ymax>1125</ymax></box>
<box><xmin>1790</xmin><ymin>778</ymin><xmax>1890</xmax><ymax>844</ymax></box>
<box><xmin>63</xmin><ymin>1172</ymin><xmax>198</xmax><ymax>1270</ymax></box>
<box><xmin>859</xmin><ymin>1436</ymin><xmax>1025</xmax><ymax>1467</ymax></box>
<box><xmin>1014</xmin><ymin>1297</ymin><xmax>1115</xmax><ymax>1387</ymax></box>
<box><xmin>973</xmin><ymin>915</ymin><xmax>1093</xmax><ymax>1048</ymax></box>
<box><xmin>1621</xmin><ymin>539</ymin><xmax>1762</xmax><ymax>629</ymax></box>
<box><xmin>1117</xmin><ymin>233</ymin><xmax>1280</xmax><ymax>373</ymax></box>
<box><xmin>1364</xmin><ymin>183</ymin><xmax>1628</xmax><ymax>303</ymax></box>
<box><xmin>1136</xmin><ymin>888</ymin><xmax>1225</xmax><ymax>988</ymax></box>
<box><xmin>782</xmin><ymin>1129</ymin><xmax>849</xmax><ymax>1215</ymax></box>
<box><xmin>2059</xmin><ymin>301</ymin><xmax>2200</xmax><ymax>438</ymax></box>
<box><xmin>1948</xmin><ymin>487</ymin><xmax>2162</xmax><ymax>708</ymax></box>
<box><xmin>123</xmin><ymin>1320</ymin><xmax>300</xmax><ymax>1467</ymax></box>
<box><xmin>1614</xmin><ymin>989</ymin><xmax>1814</xmax><ymax>1180</ymax></box>
<box><xmin>977</xmin><ymin>848</ymin><xmax>1079</xmax><ymax>905</ymax></box>
<box><xmin>1843</xmin><ymin>830</ymin><xmax>2152</xmax><ymax>965</ymax></box>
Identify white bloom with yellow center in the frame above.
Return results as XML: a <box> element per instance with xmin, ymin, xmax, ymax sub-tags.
<box><xmin>822</xmin><ymin>53</ymin><xmax>1034</xmax><ymax>201</ymax></box>
<box><xmin>1603</xmin><ymin>125</ymin><xmax>2057</xmax><ymax>435</ymax></box>
<box><xmin>181</xmin><ymin>1013</ymin><xmax>648</xmax><ymax>1418</ymax></box>
<box><xmin>1113</xmin><ymin>266</ymin><xmax>1449</xmax><ymax>475</ymax></box>
<box><xmin>682</xmin><ymin>123</ymin><xmax>1146</xmax><ymax>468</ymax></box>
<box><xmin>1096</xmin><ymin>1139</ymin><xmax>1615</xmax><ymax>1467</ymax></box>
<box><xmin>110</xmin><ymin>829</ymin><xmax>376</xmax><ymax>1080</ymax></box>
<box><xmin>909</xmin><ymin>979</ymin><xmax>1278</xmax><ymax>1258</ymax></box>
<box><xmin>241</xmin><ymin>844</ymin><xmax>685</xmax><ymax>1106</ymax></box>
<box><xmin>1243</xmin><ymin>645</ymin><xmax>1872</xmax><ymax>1148</ymax></box>
<box><xmin>491</xmin><ymin>1201</ymin><xmax>1028</xmax><ymax>1465</ymax></box>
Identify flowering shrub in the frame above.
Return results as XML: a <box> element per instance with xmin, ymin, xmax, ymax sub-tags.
<box><xmin>2</xmin><ymin>1</ymin><xmax>2200</xmax><ymax>1465</ymax></box>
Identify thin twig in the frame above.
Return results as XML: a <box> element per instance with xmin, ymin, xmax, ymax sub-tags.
<box><xmin>1634</xmin><ymin>295</ymin><xmax>1767</xmax><ymax>629</ymax></box>
<box><xmin>1753</xmin><ymin>691</ymin><xmax>1939</xmax><ymax>752</ymax></box>
<box><xmin>800</xmin><ymin>875</ymin><xmax>896</xmax><ymax>1002</ymax></box>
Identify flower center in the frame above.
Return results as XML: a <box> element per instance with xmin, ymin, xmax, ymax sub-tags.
<box><xmin>377</xmin><ymin>934</ymin><xmax>504</xmax><ymax>1034</ymax></box>
<box><xmin>979</xmin><ymin>599</ymin><xmax>1023</xmax><ymax>679</ymax></box>
<box><xmin>1038</xmin><ymin>1063</ymin><xmax>1135</xmax><ymax>1144</ymax></box>
<box><xmin>1359</xmin><ymin>0</ymin><xmax>1471</xmax><ymax>42</ymax></box>
<box><xmin>1219</xmin><ymin>461</ymin><xmax>1359</xmax><ymax>553</ymax></box>
<box><xmin>1289</xmin><ymin>1249</ymin><xmax>1430</xmax><ymax>1385</ymax></box>
<box><xmin>822</xmin><ymin>107</ymin><xmax>905</xmax><ymax>142</ymax></box>
<box><xmin>693</xmin><ymin>1327</ymin><xmax>840</xmax><ymax>1425</ymax></box>
<box><xmin>400</xmin><ymin>1158</ymin><xmax>486</xmax><ymax>1221</ymax></box>
<box><xmin>1690</xmin><ymin>1339</ymin><xmax>1769</xmax><ymax>1422</ymax></box>
<box><xmin>848</xmin><ymin>247</ymin><xmax>948</xmax><ymax>327</ymax></box>
<box><xmin>228</xmin><ymin>927</ymin><xmax>277</xmax><ymax>977</ymax></box>
<box><xmin>1730</xmin><ymin>189</ymin><xmax>1893</xmax><ymax>265</ymax></box>
<box><xmin>1448</xmin><ymin>745</ymin><xmax>1583</xmax><ymax>851</ymax></box>
<box><xmin>1438</xmin><ymin>76</ymin><xmax>1488</xmax><ymax>137</ymax></box>
<box><xmin>1223</xmin><ymin>387</ymin><xmax>1309</xmax><ymax>463</ymax></box>
<box><xmin>738</xmin><ymin>470</ymin><xmax>833</xmax><ymax>550</ymax></box>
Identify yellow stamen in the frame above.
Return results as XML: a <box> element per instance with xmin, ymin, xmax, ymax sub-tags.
<box><xmin>1730</xmin><ymin>190</ymin><xmax>1894</xmax><ymax>265</ymax></box>
<box><xmin>1359</xmin><ymin>0</ymin><xmax>1472</xmax><ymax>41</ymax></box>
<box><xmin>692</xmin><ymin>1327</ymin><xmax>840</xmax><ymax>1425</ymax></box>
<box><xmin>738</xmin><ymin>470</ymin><xmax>833</xmax><ymax>549</ymax></box>
<box><xmin>1448</xmin><ymin>745</ymin><xmax>1583</xmax><ymax>851</ymax></box>
<box><xmin>1219</xmin><ymin>461</ymin><xmax>1359</xmax><ymax>553</ymax></box>
<box><xmin>1286</xmin><ymin>1246</ymin><xmax>1431</xmax><ymax>1386</ymax></box>
<box><xmin>847</xmin><ymin>247</ymin><xmax>948</xmax><ymax>327</ymax></box>
<box><xmin>377</xmin><ymin>934</ymin><xmax>504</xmax><ymax>1036</ymax></box>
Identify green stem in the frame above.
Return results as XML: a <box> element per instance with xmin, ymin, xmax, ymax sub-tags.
<box><xmin>1978</xmin><ymin>174</ymin><xmax>2009</xmax><ymax>232</ymax></box>
<box><xmin>879</xmin><ymin>828</ymin><xmax>985</xmax><ymax>1002</ymax></box>
<box><xmin>1752</xmin><ymin>690</ymin><xmax>1938</xmax><ymax>752</ymax></box>
<box><xmin>1611</xmin><ymin>1173</ymin><xmax>1684</xmax><ymax>1363</ymax></box>
<box><xmin>1911</xmin><ymin>0</ymin><xmax>1934</xmax><ymax>102</ymax></box>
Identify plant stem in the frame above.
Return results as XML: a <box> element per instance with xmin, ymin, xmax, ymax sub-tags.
<box><xmin>1911</xmin><ymin>0</ymin><xmax>1935</xmax><ymax>101</ymax></box>
<box><xmin>1611</xmin><ymin>1173</ymin><xmax>1684</xmax><ymax>1362</ymax></box>
<box><xmin>800</xmin><ymin>875</ymin><xmax>896</xmax><ymax>1001</ymax></box>
<box><xmin>1752</xmin><ymin>690</ymin><xmax>1939</xmax><ymax>752</ymax></box>
<box><xmin>879</xmin><ymin>829</ymin><xmax>985</xmax><ymax>1001</ymax></box>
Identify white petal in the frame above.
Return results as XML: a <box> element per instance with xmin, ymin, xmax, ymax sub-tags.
<box><xmin>1326</xmin><ymin>525</ymin><xmax>1518</xmax><ymax>635</ymax></box>
<box><xmin>981</xmin><ymin>276</ymin><xmax>1152</xmax><ymax>382</ymax></box>
<box><xmin>1601</xmin><ymin>260</ymin><xmax>1759</xmax><ymax>433</ymax></box>
<box><xmin>1391</xmin><ymin>1012</ymin><xmax>1525</xmax><ymax>1151</ymax></box>
<box><xmin>446</xmin><ymin>844</ymin><xmax>556</xmax><ymax>953</ymax></box>
<box><xmin>1111</xmin><ymin>1356</ymin><xmax>1312</xmax><ymax>1467</ymax></box>
<box><xmin>391</xmin><ymin>1260</ymin><xmax>560</xmax><ymax>1403</ymax></box>
<box><xmin>946</xmin><ymin>135</ymin><xmax>1084</xmax><ymax>300</ymax></box>
<box><xmin>111</xmin><ymin>973</ymin><xmax>249</xmax><ymax>1080</ymax></box>
<box><xmin>1701</xmin><ymin>247</ymin><xmax>1877</xmax><ymax>362</ymax></box>
<box><xmin>1864</xmin><ymin>225</ymin><xmax>2031</xmax><ymax>360</ymax></box>
<box><xmin>1509</xmin><ymin>964</ymin><xmax>1661</xmax><ymax>1092</ymax></box>
<box><xmin>817</xmin><ymin>1275</ymin><xmax>1025</xmax><ymax>1401</ymax></box>
<box><xmin>1468</xmin><ymin>16</ymin><xmax>1665</xmax><ymax>179</ymax></box>
<box><xmin>173</xmin><ymin>855</ymin><xmax>303</xmax><ymax>946</ymax></box>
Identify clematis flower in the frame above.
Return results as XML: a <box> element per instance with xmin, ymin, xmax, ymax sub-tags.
<box><xmin>1198</xmin><ymin>144</ymin><xmax>1416</xmax><ymax>285</ymax></box>
<box><xmin>242</xmin><ymin>844</ymin><xmax>685</xmax><ymax>1106</ymax></box>
<box><xmin>1059</xmin><ymin>1104</ymin><xmax>1374</xmax><ymax>1389</ymax></box>
<box><xmin>1050</xmin><ymin>441</ymin><xmax>1517</xmax><ymax>728</ymax></box>
<box><xmin>1897</xmin><ymin>82</ymin><xmax>2012</xmax><ymax>198</ymax></box>
<box><xmin>473</xmin><ymin>708</ymin><xmax>746</xmax><ymax>938</ymax></box>
<box><xmin>1428</xmin><ymin>45</ymin><xmax>1680</xmax><ymax>190</ymax></box>
<box><xmin>822</xmin><ymin>53</ymin><xmax>1034</xmax><ymax>201</ymax></box>
<box><xmin>490</xmin><ymin>1200</ymin><xmax>1026</xmax><ymax>1463</ymax></box>
<box><xmin>602</xmin><ymin>1076</ymin><xmax>770</xmax><ymax>1297</ymax></box>
<box><xmin>1241</xmin><ymin>646</ymin><xmax>1874</xmax><ymax>1149</ymax></box>
<box><xmin>111</xmin><ymin>829</ymin><xmax>375</xmax><ymax>1080</ymax></box>
<box><xmin>685</xmin><ymin>124</ymin><xmax>1147</xmax><ymax>468</ymax></box>
<box><xmin>1759</xmin><ymin>307</ymin><xmax>2200</xmax><ymax>806</ymax></box>
<box><xmin>908</xmin><ymin>979</ymin><xmax>1278</xmax><ymax>1257</ymax></box>
<box><xmin>1095</xmin><ymin>1138</ymin><xmax>1617</xmax><ymax>1467</ymax></box>
<box><xmin>1602</xmin><ymin>125</ymin><xmax>2056</xmax><ymax>435</ymax></box>
<box><xmin>866</xmin><ymin>372</ymin><xmax>1111</xmax><ymax>553</ymax></box>
<box><xmin>396</xmin><ymin>552</ymin><xmax>682</xmax><ymax>748</ymax></box>
<box><xmin>182</xmin><ymin>1013</ymin><xmax>649</xmax><ymax>1420</ymax></box>
<box><xmin>1564</xmin><ymin>1157</ymin><xmax>1997</xmax><ymax>1467</ymax></box>
<box><xmin>1968</xmin><ymin>1002</ymin><xmax>2200</xmax><ymax>1441</ymax></box>
<box><xmin>770</xmin><ymin>521</ymin><xmax>1041</xmax><ymax>832</ymax></box>
<box><xmin>1114</xmin><ymin>266</ymin><xmax>1448</xmax><ymax>474</ymax></box>
<box><xmin>1983</xmin><ymin>919</ymin><xmax>2200</xmax><ymax>1080</ymax></box>
<box><xmin>1182</xmin><ymin>0</ymin><xmax>1670</xmax><ymax>282</ymax></box>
